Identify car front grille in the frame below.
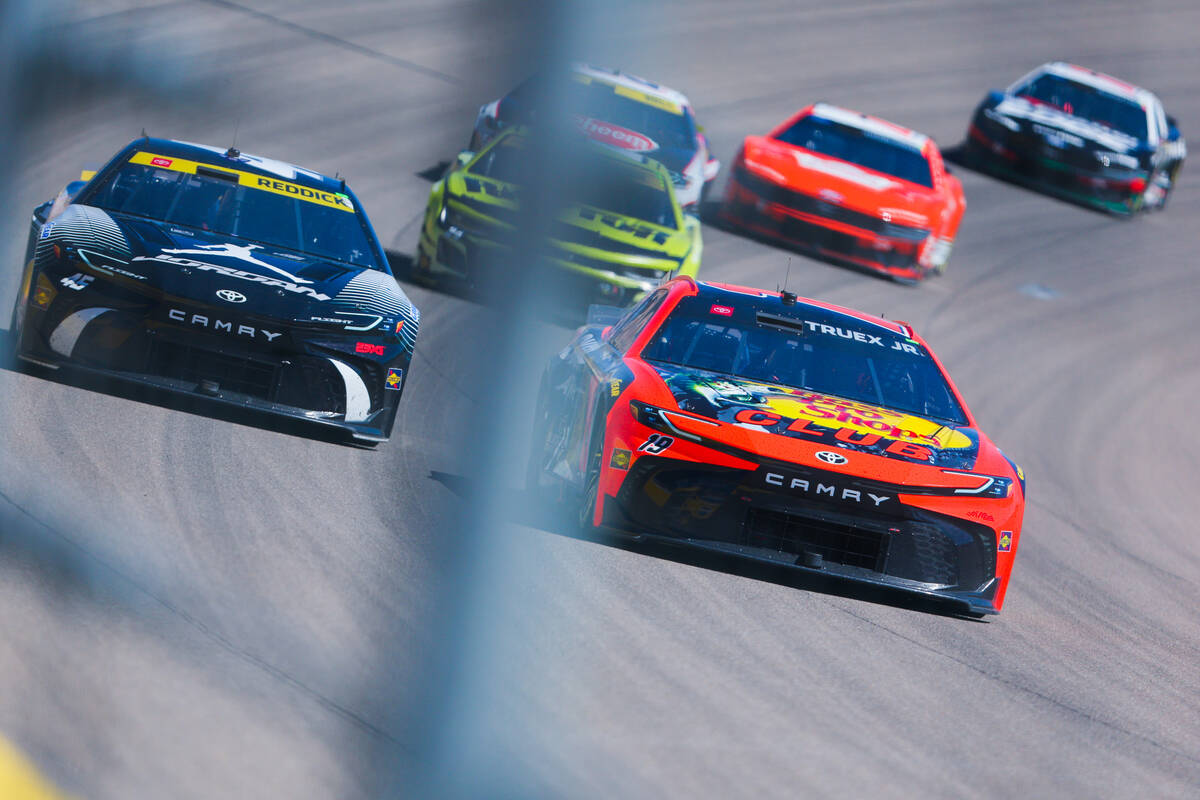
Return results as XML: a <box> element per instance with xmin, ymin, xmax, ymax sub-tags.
<box><xmin>147</xmin><ymin>338</ymin><xmax>278</xmax><ymax>400</ymax></box>
<box><xmin>744</xmin><ymin>507</ymin><xmax>888</xmax><ymax>571</ymax></box>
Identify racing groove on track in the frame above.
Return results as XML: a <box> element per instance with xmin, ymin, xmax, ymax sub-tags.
<box><xmin>1</xmin><ymin>1</ymin><xmax>1198</xmax><ymax>797</ymax></box>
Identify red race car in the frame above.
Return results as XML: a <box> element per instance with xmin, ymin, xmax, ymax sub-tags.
<box><xmin>529</xmin><ymin>277</ymin><xmax>1024</xmax><ymax>616</ymax></box>
<box><xmin>720</xmin><ymin>103</ymin><xmax>966</xmax><ymax>283</ymax></box>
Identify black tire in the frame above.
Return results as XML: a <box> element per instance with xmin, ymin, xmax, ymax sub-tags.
<box><xmin>577</xmin><ymin>461</ymin><xmax>600</xmax><ymax>533</ymax></box>
<box><xmin>525</xmin><ymin>380</ymin><xmax>552</xmax><ymax>494</ymax></box>
<box><xmin>6</xmin><ymin>292</ymin><xmax>24</xmax><ymax>370</ymax></box>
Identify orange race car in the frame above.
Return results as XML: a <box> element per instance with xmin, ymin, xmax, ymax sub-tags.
<box><xmin>719</xmin><ymin>103</ymin><xmax>966</xmax><ymax>283</ymax></box>
<box><xmin>529</xmin><ymin>277</ymin><xmax>1025</xmax><ymax>616</ymax></box>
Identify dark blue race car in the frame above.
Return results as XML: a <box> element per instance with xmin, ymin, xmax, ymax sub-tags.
<box><xmin>10</xmin><ymin>137</ymin><xmax>420</xmax><ymax>444</ymax></box>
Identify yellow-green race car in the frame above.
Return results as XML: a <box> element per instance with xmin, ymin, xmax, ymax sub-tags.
<box><xmin>415</xmin><ymin>128</ymin><xmax>701</xmax><ymax>306</ymax></box>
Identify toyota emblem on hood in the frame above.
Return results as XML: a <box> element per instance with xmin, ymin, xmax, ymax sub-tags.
<box><xmin>216</xmin><ymin>289</ymin><xmax>247</xmax><ymax>303</ymax></box>
<box><xmin>815</xmin><ymin>450</ymin><xmax>848</xmax><ymax>465</ymax></box>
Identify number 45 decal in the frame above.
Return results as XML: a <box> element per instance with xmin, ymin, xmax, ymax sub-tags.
<box><xmin>638</xmin><ymin>434</ymin><xmax>674</xmax><ymax>454</ymax></box>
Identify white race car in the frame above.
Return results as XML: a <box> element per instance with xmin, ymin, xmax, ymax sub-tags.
<box><xmin>470</xmin><ymin>63</ymin><xmax>720</xmax><ymax>209</ymax></box>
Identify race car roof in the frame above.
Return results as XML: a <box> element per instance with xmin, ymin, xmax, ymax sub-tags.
<box><xmin>810</xmin><ymin>103</ymin><xmax>929</xmax><ymax>150</ymax></box>
<box><xmin>696</xmin><ymin>279</ymin><xmax>910</xmax><ymax>337</ymax></box>
<box><xmin>1012</xmin><ymin>62</ymin><xmax>1157</xmax><ymax>107</ymax></box>
<box><xmin>571</xmin><ymin>63</ymin><xmax>691</xmax><ymax>113</ymax></box>
<box><xmin>124</xmin><ymin>137</ymin><xmax>346</xmax><ymax>192</ymax></box>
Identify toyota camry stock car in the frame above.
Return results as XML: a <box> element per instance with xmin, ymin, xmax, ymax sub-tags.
<box><xmin>719</xmin><ymin>103</ymin><xmax>965</xmax><ymax>283</ymax></box>
<box><xmin>470</xmin><ymin>63</ymin><xmax>720</xmax><ymax>209</ymax></box>
<box><xmin>10</xmin><ymin>137</ymin><xmax>420</xmax><ymax>444</ymax></box>
<box><xmin>964</xmin><ymin>61</ymin><xmax>1185</xmax><ymax>214</ymax></box>
<box><xmin>528</xmin><ymin>277</ymin><xmax>1025</xmax><ymax>616</ymax></box>
<box><xmin>416</xmin><ymin>127</ymin><xmax>702</xmax><ymax>306</ymax></box>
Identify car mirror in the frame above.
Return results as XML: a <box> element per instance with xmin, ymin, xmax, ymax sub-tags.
<box><xmin>455</xmin><ymin>150</ymin><xmax>475</xmax><ymax>167</ymax></box>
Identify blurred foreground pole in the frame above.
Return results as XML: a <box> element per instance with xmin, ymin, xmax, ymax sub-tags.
<box><xmin>396</xmin><ymin>1</ymin><xmax>637</xmax><ymax>797</ymax></box>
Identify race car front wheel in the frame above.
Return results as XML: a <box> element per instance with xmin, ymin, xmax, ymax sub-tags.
<box><xmin>578</xmin><ymin>465</ymin><xmax>600</xmax><ymax>533</ymax></box>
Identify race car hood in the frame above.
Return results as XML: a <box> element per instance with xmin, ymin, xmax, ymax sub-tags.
<box><xmin>446</xmin><ymin>171</ymin><xmax>690</xmax><ymax>268</ymax></box>
<box><xmin>572</xmin><ymin>115</ymin><xmax>697</xmax><ymax>175</ymax></box>
<box><xmin>648</xmin><ymin>363</ymin><xmax>982</xmax><ymax>475</ymax></box>
<box><xmin>989</xmin><ymin>94</ymin><xmax>1143</xmax><ymax>153</ymax></box>
<box><xmin>743</xmin><ymin>135</ymin><xmax>942</xmax><ymax>224</ymax></box>
<box><xmin>39</xmin><ymin>204</ymin><xmax>418</xmax><ymax>341</ymax></box>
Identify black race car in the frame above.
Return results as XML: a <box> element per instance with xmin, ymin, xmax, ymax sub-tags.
<box><xmin>9</xmin><ymin>137</ymin><xmax>420</xmax><ymax>444</ymax></box>
<box><xmin>964</xmin><ymin>62</ymin><xmax>1185</xmax><ymax>214</ymax></box>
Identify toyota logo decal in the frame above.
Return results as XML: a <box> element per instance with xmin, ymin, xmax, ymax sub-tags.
<box><xmin>815</xmin><ymin>450</ymin><xmax>848</xmax><ymax>465</ymax></box>
<box><xmin>216</xmin><ymin>289</ymin><xmax>247</xmax><ymax>303</ymax></box>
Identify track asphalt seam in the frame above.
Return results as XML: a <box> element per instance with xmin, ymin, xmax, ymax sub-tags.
<box><xmin>195</xmin><ymin>0</ymin><xmax>462</xmax><ymax>86</ymax></box>
<box><xmin>825</xmin><ymin>600</ymin><xmax>1200</xmax><ymax>766</ymax></box>
<box><xmin>0</xmin><ymin>486</ymin><xmax>405</xmax><ymax>749</ymax></box>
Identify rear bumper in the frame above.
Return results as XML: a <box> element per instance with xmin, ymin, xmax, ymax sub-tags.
<box><xmin>604</xmin><ymin>457</ymin><xmax>1002</xmax><ymax>615</ymax></box>
<box><xmin>719</xmin><ymin>169</ymin><xmax>937</xmax><ymax>282</ymax></box>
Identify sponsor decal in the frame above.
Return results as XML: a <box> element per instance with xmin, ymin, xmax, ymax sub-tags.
<box><xmin>134</xmin><ymin>255</ymin><xmax>331</xmax><ymax>301</ymax></box>
<box><xmin>39</xmin><ymin>222</ymin><xmax>56</xmax><ymax>239</ymax></box>
<box><xmin>253</xmin><ymin>176</ymin><xmax>354</xmax><ymax>211</ymax></box>
<box><xmin>637</xmin><ymin>434</ymin><xmax>674</xmax><ymax>454</ymax></box>
<box><xmin>795</xmin><ymin>320</ymin><xmax>921</xmax><ymax>353</ymax></box>
<box><xmin>762</xmin><ymin>470</ymin><xmax>894</xmax><ymax>509</ymax></box>
<box><xmin>998</xmin><ymin>531</ymin><xmax>1013</xmax><ymax>552</ymax></box>
<box><xmin>658</xmin><ymin>369</ymin><xmax>977</xmax><ymax>468</ymax></box>
<box><xmin>735</xmin><ymin>406</ymin><xmax>939</xmax><ymax>462</ymax></box>
<box><xmin>355</xmin><ymin>342</ymin><xmax>385</xmax><ymax>355</ymax></box>
<box><xmin>610</xmin><ymin>379</ymin><xmax>622</xmax><ymax>397</ymax></box>
<box><xmin>128</xmin><ymin>151</ymin><xmax>356</xmax><ymax>212</ymax></box>
<box><xmin>967</xmin><ymin>510</ymin><xmax>995</xmax><ymax>523</ymax></box>
<box><xmin>815</xmin><ymin>450</ymin><xmax>847</xmax><ymax>465</ymax></box>
<box><xmin>573</xmin><ymin>116</ymin><xmax>658</xmax><ymax>152</ymax></box>
<box><xmin>710</xmin><ymin>304</ymin><xmax>734</xmax><ymax>316</ymax></box>
<box><xmin>609</xmin><ymin>448</ymin><xmax>632</xmax><ymax>470</ymax></box>
<box><xmin>395</xmin><ymin>319</ymin><xmax>406</xmax><ymax>335</ymax></box>
<box><xmin>462</xmin><ymin>176</ymin><xmax>518</xmax><ymax>202</ymax></box>
<box><xmin>215</xmin><ymin>289</ymin><xmax>246</xmax><ymax>303</ymax></box>
<box><xmin>575</xmin><ymin>207</ymin><xmax>671</xmax><ymax>245</ymax></box>
<box><xmin>993</xmin><ymin>98</ymin><xmax>1139</xmax><ymax>152</ymax></box>
<box><xmin>160</xmin><ymin>243</ymin><xmax>311</xmax><ymax>284</ymax></box>
<box><xmin>59</xmin><ymin>273</ymin><xmax>93</xmax><ymax>292</ymax></box>
<box><xmin>166</xmin><ymin>308</ymin><xmax>281</xmax><ymax>341</ymax></box>
<box><xmin>385</xmin><ymin>368</ymin><xmax>404</xmax><ymax>390</ymax></box>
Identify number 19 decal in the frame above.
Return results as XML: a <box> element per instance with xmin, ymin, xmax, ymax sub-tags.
<box><xmin>638</xmin><ymin>434</ymin><xmax>675</xmax><ymax>454</ymax></box>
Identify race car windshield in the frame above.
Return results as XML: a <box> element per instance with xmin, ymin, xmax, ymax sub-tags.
<box><xmin>1014</xmin><ymin>73</ymin><xmax>1148</xmax><ymax>139</ymax></box>
<box><xmin>774</xmin><ymin>116</ymin><xmax>934</xmax><ymax>188</ymax></box>
<box><xmin>499</xmin><ymin>75</ymin><xmax>697</xmax><ymax>151</ymax></box>
<box><xmin>474</xmin><ymin>138</ymin><xmax>678</xmax><ymax>227</ymax></box>
<box><xmin>84</xmin><ymin>159</ymin><xmax>383</xmax><ymax>270</ymax></box>
<box><xmin>641</xmin><ymin>296</ymin><xmax>967</xmax><ymax>424</ymax></box>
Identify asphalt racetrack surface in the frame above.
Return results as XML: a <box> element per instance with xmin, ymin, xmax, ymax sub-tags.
<box><xmin>1</xmin><ymin>2</ymin><xmax>1199</xmax><ymax>797</ymax></box>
